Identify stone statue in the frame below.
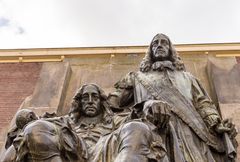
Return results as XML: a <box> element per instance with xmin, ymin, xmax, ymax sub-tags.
<box><xmin>1</xmin><ymin>34</ymin><xmax>238</xmax><ymax>162</ymax></box>
<box><xmin>108</xmin><ymin>33</ymin><xmax>238</xmax><ymax>162</ymax></box>
<box><xmin>1</xmin><ymin>109</ymin><xmax>38</xmax><ymax>162</ymax></box>
<box><xmin>69</xmin><ymin>84</ymin><xmax>121</xmax><ymax>151</ymax></box>
<box><xmin>5</xmin><ymin>109</ymin><xmax>38</xmax><ymax>150</ymax></box>
<box><xmin>70</xmin><ymin>84</ymin><xmax>169</xmax><ymax>162</ymax></box>
<box><xmin>1</xmin><ymin>109</ymin><xmax>86</xmax><ymax>162</ymax></box>
<box><xmin>2</xmin><ymin>84</ymin><xmax>170</xmax><ymax>162</ymax></box>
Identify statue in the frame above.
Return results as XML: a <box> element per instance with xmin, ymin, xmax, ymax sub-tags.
<box><xmin>69</xmin><ymin>84</ymin><xmax>120</xmax><ymax>150</ymax></box>
<box><xmin>1</xmin><ymin>110</ymin><xmax>86</xmax><ymax>161</ymax></box>
<box><xmin>108</xmin><ymin>33</ymin><xmax>238</xmax><ymax>162</ymax></box>
<box><xmin>2</xmin><ymin>84</ymin><xmax>170</xmax><ymax>162</ymax></box>
<box><xmin>70</xmin><ymin>84</ymin><xmax>169</xmax><ymax>162</ymax></box>
<box><xmin>1</xmin><ymin>109</ymin><xmax>38</xmax><ymax>162</ymax></box>
<box><xmin>1</xmin><ymin>34</ymin><xmax>238</xmax><ymax>162</ymax></box>
<box><xmin>5</xmin><ymin>109</ymin><xmax>39</xmax><ymax>149</ymax></box>
<box><xmin>15</xmin><ymin>117</ymin><xmax>87</xmax><ymax>162</ymax></box>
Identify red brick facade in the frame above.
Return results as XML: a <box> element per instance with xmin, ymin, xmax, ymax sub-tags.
<box><xmin>0</xmin><ymin>63</ymin><xmax>42</xmax><ymax>131</ymax></box>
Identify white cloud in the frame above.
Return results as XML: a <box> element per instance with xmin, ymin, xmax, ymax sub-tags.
<box><xmin>0</xmin><ymin>0</ymin><xmax>240</xmax><ymax>49</ymax></box>
<box><xmin>0</xmin><ymin>17</ymin><xmax>10</xmax><ymax>27</ymax></box>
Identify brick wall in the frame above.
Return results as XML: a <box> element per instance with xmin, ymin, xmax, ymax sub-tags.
<box><xmin>0</xmin><ymin>63</ymin><xmax>42</xmax><ymax>132</ymax></box>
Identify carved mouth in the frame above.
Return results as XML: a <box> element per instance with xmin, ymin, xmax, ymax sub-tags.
<box><xmin>154</xmin><ymin>50</ymin><xmax>168</xmax><ymax>57</ymax></box>
<box><xmin>85</xmin><ymin>107</ymin><xmax>96</xmax><ymax>112</ymax></box>
<box><xmin>157</xmin><ymin>49</ymin><xmax>165</xmax><ymax>53</ymax></box>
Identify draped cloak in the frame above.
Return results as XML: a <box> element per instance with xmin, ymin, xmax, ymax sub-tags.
<box><xmin>110</xmin><ymin>70</ymin><xmax>231</xmax><ymax>162</ymax></box>
<box><xmin>13</xmin><ymin>117</ymin><xmax>87</xmax><ymax>162</ymax></box>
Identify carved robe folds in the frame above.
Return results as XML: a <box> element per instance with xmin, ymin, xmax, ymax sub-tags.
<box><xmin>109</xmin><ymin>70</ymin><xmax>231</xmax><ymax>162</ymax></box>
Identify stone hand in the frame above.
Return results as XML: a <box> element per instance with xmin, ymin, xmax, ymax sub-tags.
<box><xmin>143</xmin><ymin>100</ymin><xmax>171</xmax><ymax>129</ymax></box>
<box><xmin>215</xmin><ymin>119</ymin><xmax>238</xmax><ymax>138</ymax></box>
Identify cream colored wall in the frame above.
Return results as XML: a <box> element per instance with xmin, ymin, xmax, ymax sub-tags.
<box><xmin>0</xmin><ymin>44</ymin><xmax>240</xmax><ymax>159</ymax></box>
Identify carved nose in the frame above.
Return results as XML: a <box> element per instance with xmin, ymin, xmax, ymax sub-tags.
<box><xmin>157</xmin><ymin>45</ymin><xmax>163</xmax><ymax>50</ymax></box>
<box><xmin>88</xmin><ymin>95</ymin><xmax>93</xmax><ymax>102</ymax></box>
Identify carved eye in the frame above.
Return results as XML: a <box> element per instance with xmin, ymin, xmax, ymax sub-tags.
<box><xmin>161</xmin><ymin>39</ymin><xmax>169</xmax><ymax>46</ymax></box>
<box><xmin>92</xmin><ymin>94</ymin><xmax>100</xmax><ymax>100</ymax></box>
<box><xmin>152</xmin><ymin>40</ymin><xmax>158</xmax><ymax>48</ymax></box>
<box><xmin>82</xmin><ymin>94</ymin><xmax>89</xmax><ymax>101</ymax></box>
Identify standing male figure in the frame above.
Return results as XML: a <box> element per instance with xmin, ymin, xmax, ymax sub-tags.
<box><xmin>109</xmin><ymin>33</ymin><xmax>237</xmax><ymax>162</ymax></box>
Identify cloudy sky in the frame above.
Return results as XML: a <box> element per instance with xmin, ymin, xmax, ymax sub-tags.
<box><xmin>0</xmin><ymin>0</ymin><xmax>239</xmax><ymax>49</ymax></box>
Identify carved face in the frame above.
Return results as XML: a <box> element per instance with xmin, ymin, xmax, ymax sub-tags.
<box><xmin>151</xmin><ymin>34</ymin><xmax>170</xmax><ymax>61</ymax></box>
<box><xmin>81</xmin><ymin>85</ymin><xmax>101</xmax><ymax>117</ymax></box>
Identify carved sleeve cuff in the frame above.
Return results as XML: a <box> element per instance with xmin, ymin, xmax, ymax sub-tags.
<box><xmin>203</xmin><ymin>113</ymin><xmax>221</xmax><ymax>129</ymax></box>
<box><xmin>197</xmin><ymin>105</ymin><xmax>221</xmax><ymax>129</ymax></box>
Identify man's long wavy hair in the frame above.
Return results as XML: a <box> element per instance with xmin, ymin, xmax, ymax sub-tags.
<box><xmin>140</xmin><ymin>33</ymin><xmax>185</xmax><ymax>72</ymax></box>
<box><xmin>69</xmin><ymin>84</ymin><xmax>113</xmax><ymax>124</ymax></box>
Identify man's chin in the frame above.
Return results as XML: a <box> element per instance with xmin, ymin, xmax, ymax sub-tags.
<box><xmin>153</xmin><ymin>54</ymin><xmax>169</xmax><ymax>61</ymax></box>
<box><xmin>154</xmin><ymin>52</ymin><xmax>167</xmax><ymax>57</ymax></box>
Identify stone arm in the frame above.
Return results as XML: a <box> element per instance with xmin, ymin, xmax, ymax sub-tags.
<box><xmin>191</xmin><ymin>77</ymin><xmax>221</xmax><ymax>131</ymax></box>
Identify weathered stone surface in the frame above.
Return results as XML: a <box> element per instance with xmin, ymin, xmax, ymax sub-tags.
<box><xmin>236</xmin><ymin>57</ymin><xmax>240</xmax><ymax>63</ymax></box>
<box><xmin>207</xmin><ymin>58</ymin><xmax>240</xmax><ymax>103</ymax></box>
<box><xmin>61</xmin><ymin>56</ymin><xmax>140</xmax><ymax>114</ymax></box>
<box><xmin>1</xmin><ymin>46</ymin><xmax>240</xmax><ymax>160</ymax></box>
<box><xmin>207</xmin><ymin>58</ymin><xmax>240</xmax><ymax>161</ymax></box>
<box><xmin>0</xmin><ymin>62</ymin><xmax>72</xmax><ymax>157</ymax></box>
<box><xmin>60</xmin><ymin>54</ymin><xmax>218</xmax><ymax>115</ymax></box>
<box><xmin>219</xmin><ymin>103</ymin><xmax>240</xmax><ymax>159</ymax></box>
<box><xmin>181</xmin><ymin>54</ymin><xmax>216</xmax><ymax>103</ymax></box>
<box><xmin>27</xmin><ymin>62</ymin><xmax>71</xmax><ymax>115</ymax></box>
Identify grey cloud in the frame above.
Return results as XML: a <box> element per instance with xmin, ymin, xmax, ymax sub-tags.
<box><xmin>16</xmin><ymin>26</ymin><xmax>25</xmax><ymax>34</ymax></box>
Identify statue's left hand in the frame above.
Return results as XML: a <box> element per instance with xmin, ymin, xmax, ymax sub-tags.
<box><xmin>215</xmin><ymin>119</ymin><xmax>238</xmax><ymax>138</ymax></box>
